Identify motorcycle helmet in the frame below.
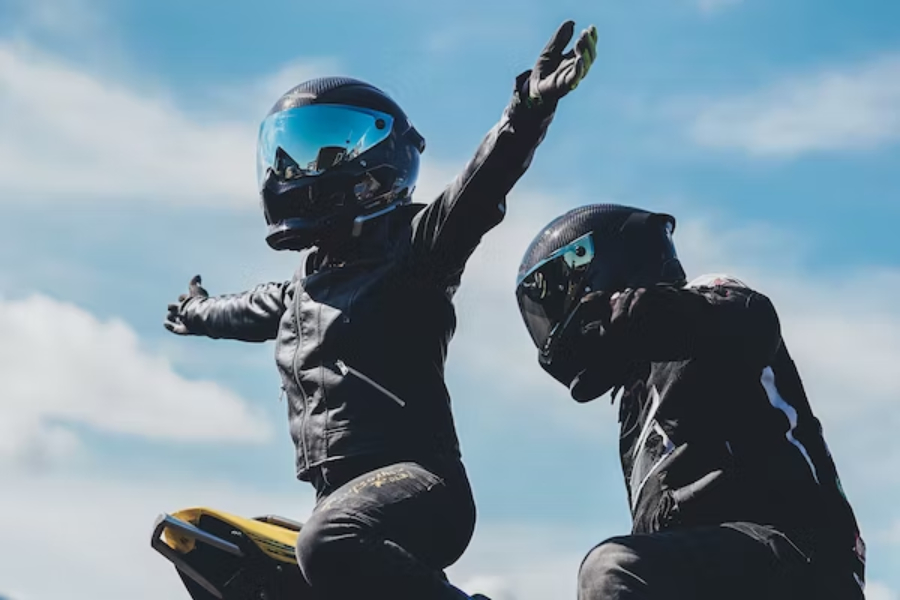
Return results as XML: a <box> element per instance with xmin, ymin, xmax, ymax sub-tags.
<box><xmin>515</xmin><ymin>204</ymin><xmax>687</xmax><ymax>387</ymax></box>
<box><xmin>257</xmin><ymin>76</ymin><xmax>426</xmax><ymax>251</ymax></box>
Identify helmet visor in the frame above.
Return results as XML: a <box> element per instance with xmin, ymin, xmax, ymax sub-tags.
<box><xmin>515</xmin><ymin>233</ymin><xmax>595</xmax><ymax>350</ymax></box>
<box><xmin>256</xmin><ymin>104</ymin><xmax>395</xmax><ymax>189</ymax></box>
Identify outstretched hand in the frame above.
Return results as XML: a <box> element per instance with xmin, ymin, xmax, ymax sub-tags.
<box><xmin>164</xmin><ymin>275</ymin><xmax>208</xmax><ymax>335</ymax></box>
<box><xmin>528</xmin><ymin>20</ymin><xmax>598</xmax><ymax>105</ymax></box>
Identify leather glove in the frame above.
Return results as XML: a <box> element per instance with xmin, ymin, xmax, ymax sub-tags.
<box><xmin>544</xmin><ymin>290</ymin><xmax>625</xmax><ymax>402</ymax></box>
<box><xmin>164</xmin><ymin>275</ymin><xmax>208</xmax><ymax>335</ymax></box>
<box><xmin>632</xmin><ymin>442</ymin><xmax>733</xmax><ymax>532</ymax></box>
<box><xmin>527</xmin><ymin>20</ymin><xmax>598</xmax><ymax>106</ymax></box>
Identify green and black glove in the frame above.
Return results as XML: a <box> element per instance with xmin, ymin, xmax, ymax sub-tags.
<box><xmin>527</xmin><ymin>20</ymin><xmax>598</xmax><ymax>107</ymax></box>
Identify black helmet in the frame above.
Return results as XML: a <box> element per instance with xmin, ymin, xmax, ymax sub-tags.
<box><xmin>515</xmin><ymin>204</ymin><xmax>687</xmax><ymax>387</ymax></box>
<box><xmin>256</xmin><ymin>76</ymin><xmax>426</xmax><ymax>251</ymax></box>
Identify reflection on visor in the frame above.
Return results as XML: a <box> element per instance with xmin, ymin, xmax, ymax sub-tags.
<box><xmin>256</xmin><ymin>104</ymin><xmax>395</xmax><ymax>187</ymax></box>
<box><xmin>516</xmin><ymin>233</ymin><xmax>595</xmax><ymax>349</ymax></box>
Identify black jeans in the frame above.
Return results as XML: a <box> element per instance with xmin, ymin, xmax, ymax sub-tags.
<box><xmin>577</xmin><ymin>522</ymin><xmax>839</xmax><ymax>600</ymax></box>
<box><xmin>295</xmin><ymin>455</ymin><xmax>476</xmax><ymax>600</ymax></box>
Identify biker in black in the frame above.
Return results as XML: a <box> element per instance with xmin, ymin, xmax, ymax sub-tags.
<box><xmin>514</xmin><ymin>204</ymin><xmax>865</xmax><ymax>600</ymax></box>
<box><xmin>164</xmin><ymin>21</ymin><xmax>598</xmax><ymax>600</ymax></box>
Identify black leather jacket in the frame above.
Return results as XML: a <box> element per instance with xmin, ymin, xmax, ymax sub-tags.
<box><xmin>178</xmin><ymin>72</ymin><xmax>556</xmax><ymax>481</ymax></box>
<box><xmin>604</xmin><ymin>276</ymin><xmax>864</xmax><ymax>590</ymax></box>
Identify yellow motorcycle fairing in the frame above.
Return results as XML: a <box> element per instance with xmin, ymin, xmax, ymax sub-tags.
<box><xmin>159</xmin><ymin>507</ymin><xmax>301</xmax><ymax>564</ymax></box>
<box><xmin>152</xmin><ymin>507</ymin><xmax>311</xmax><ymax>599</ymax></box>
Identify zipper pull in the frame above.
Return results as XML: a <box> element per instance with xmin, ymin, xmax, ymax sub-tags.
<box><xmin>335</xmin><ymin>359</ymin><xmax>406</xmax><ymax>407</ymax></box>
<box><xmin>278</xmin><ymin>385</ymin><xmax>286</xmax><ymax>403</ymax></box>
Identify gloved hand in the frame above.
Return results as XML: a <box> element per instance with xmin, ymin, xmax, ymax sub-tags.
<box><xmin>538</xmin><ymin>290</ymin><xmax>626</xmax><ymax>402</ymax></box>
<box><xmin>555</xmin><ymin>288</ymin><xmax>661</xmax><ymax>355</ymax></box>
<box><xmin>559</xmin><ymin>290</ymin><xmax>616</xmax><ymax>340</ymax></box>
<box><xmin>527</xmin><ymin>20</ymin><xmax>598</xmax><ymax>106</ymax></box>
<box><xmin>632</xmin><ymin>442</ymin><xmax>733</xmax><ymax>532</ymax></box>
<box><xmin>164</xmin><ymin>275</ymin><xmax>208</xmax><ymax>335</ymax></box>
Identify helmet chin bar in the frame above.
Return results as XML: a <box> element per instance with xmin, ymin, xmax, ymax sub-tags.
<box><xmin>265</xmin><ymin>214</ymin><xmax>343</xmax><ymax>251</ymax></box>
<box><xmin>265</xmin><ymin>224</ymin><xmax>316</xmax><ymax>251</ymax></box>
<box><xmin>266</xmin><ymin>196</ymin><xmax>410</xmax><ymax>251</ymax></box>
<box><xmin>350</xmin><ymin>201</ymin><xmax>408</xmax><ymax>237</ymax></box>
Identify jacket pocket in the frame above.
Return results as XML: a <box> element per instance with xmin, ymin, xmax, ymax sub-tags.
<box><xmin>335</xmin><ymin>359</ymin><xmax>406</xmax><ymax>407</ymax></box>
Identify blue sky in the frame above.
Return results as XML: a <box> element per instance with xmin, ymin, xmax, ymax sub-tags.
<box><xmin>0</xmin><ymin>0</ymin><xmax>898</xmax><ymax>598</ymax></box>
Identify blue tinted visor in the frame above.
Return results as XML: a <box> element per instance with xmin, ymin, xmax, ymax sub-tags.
<box><xmin>516</xmin><ymin>233</ymin><xmax>596</xmax><ymax>349</ymax></box>
<box><xmin>256</xmin><ymin>104</ymin><xmax>395</xmax><ymax>189</ymax></box>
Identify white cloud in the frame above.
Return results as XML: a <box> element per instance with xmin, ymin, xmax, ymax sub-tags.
<box><xmin>688</xmin><ymin>54</ymin><xmax>900</xmax><ymax>156</ymax></box>
<box><xmin>0</xmin><ymin>473</ymin><xmax>313</xmax><ymax>600</ymax></box>
<box><xmin>0</xmin><ymin>294</ymin><xmax>271</xmax><ymax>470</ymax></box>
<box><xmin>888</xmin><ymin>520</ymin><xmax>900</xmax><ymax>544</ymax></box>
<box><xmin>449</xmin><ymin>522</ymin><xmax>596</xmax><ymax>600</ymax></box>
<box><xmin>0</xmin><ymin>41</ymin><xmax>252</xmax><ymax>206</ymax></box>
<box><xmin>0</xmin><ymin>41</ymin><xmax>334</xmax><ymax>207</ymax></box>
<box><xmin>210</xmin><ymin>56</ymin><xmax>341</xmax><ymax>122</ymax></box>
<box><xmin>867</xmin><ymin>581</ymin><xmax>899</xmax><ymax>600</ymax></box>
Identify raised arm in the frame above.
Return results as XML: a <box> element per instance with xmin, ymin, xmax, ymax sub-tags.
<box><xmin>412</xmin><ymin>21</ymin><xmax>598</xmax><ymax>281</ymax></box>
<box><xmin>165</xmin><ymin>275</ymin><xmax>290</xmax><ymax>342</ymax></box>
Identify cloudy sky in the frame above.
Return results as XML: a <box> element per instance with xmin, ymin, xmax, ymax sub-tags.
<box><xmin>0</xmin><ymin>0</ymin><xmax>898</xmax><ymax>598</ymax></box>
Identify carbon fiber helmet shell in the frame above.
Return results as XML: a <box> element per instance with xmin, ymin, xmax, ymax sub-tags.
<box><xmin>515</xmin><ymin>203</ymin><xmax>687</xmax><ymax>369</ymax></box>
<box><xmin>258</xmin><ymin>77</ymin><xmax>426</xmax><ymax>251</ymax></box>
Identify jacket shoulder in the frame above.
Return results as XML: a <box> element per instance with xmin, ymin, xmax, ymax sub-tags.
<box><xmin>685</xmin><ymin>273</ymin><xmax>778</xmax><ymax>320</ymax></box>
<box><xmin>686</xmin><ymin>273</ymin><xmax>752</xmax><ymax>290</ymax></box>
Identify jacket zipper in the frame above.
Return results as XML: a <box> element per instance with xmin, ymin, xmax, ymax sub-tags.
<box><xmin>335</xmin><ymin>359</ymin><xmax>406</xmax><ymax>407</ymax></box>
<box><xmin>292</xmin><ymin>289</ymin><xmax>311</xmax><ymax>470</ymax></box>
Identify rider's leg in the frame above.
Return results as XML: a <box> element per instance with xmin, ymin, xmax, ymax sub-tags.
<box><xmin>577</xmin><ymin>522</ymin><xmax>813</xmax><ymax>600</ymax></box>
<box><xmin>295</xmin><ymin>458</ymin><xmax>478</xmax><ymax>600</ymax></box>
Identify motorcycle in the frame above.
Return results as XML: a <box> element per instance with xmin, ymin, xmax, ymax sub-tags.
<box><xmin>151</xmin><ymin>506</ymin><xmax>312</xmax><ymax>600</ymax></box>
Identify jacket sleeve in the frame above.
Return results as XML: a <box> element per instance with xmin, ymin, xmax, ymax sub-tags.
<box><xmin>411</xmin><ymin>71</ymin><xmax>556</xmax><ymax>282</ymax></box>
<box><xmin>605</xmin><ymin>280</ymin><xmax>782</xmax><ymax>367</ymax></box>
<box><xmin>179</xmin><ymin>281</ymin><xmax>290</xmax><ymax>342</ymax></box>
